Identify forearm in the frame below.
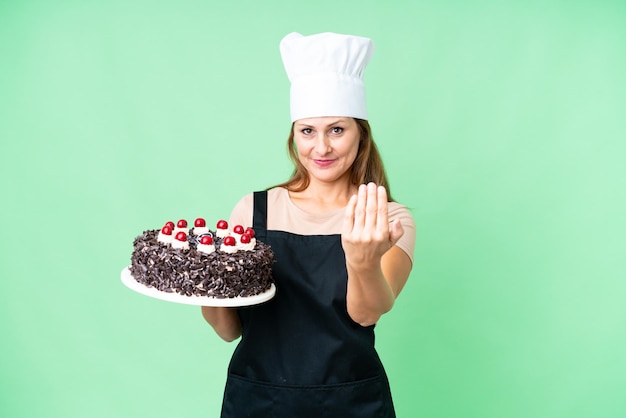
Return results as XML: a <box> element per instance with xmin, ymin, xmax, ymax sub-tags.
<box><xmin>345</xmin><ymin>260</ymin><xmax>395</xmax><ymax>327</ymax></box>
<box><xmin>200</xmin><ymin>306</ymin><xmax>242</xmax><ymax>342</ymax></box>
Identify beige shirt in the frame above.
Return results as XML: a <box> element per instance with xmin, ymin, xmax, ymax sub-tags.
<box><xmin>229</xmin><ymin>187</ymin><xmax>416</xmax><ymax>264</ymax></box>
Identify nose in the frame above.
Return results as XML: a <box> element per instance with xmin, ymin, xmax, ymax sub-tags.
<box><xmin>314</xmin><ymin>133</ymin><xmax>331</xmax><ymax>154</ymax></box>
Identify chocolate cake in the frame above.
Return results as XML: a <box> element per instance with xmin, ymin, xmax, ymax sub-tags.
<box><xmin>129</xmin><ymin>218</ymin><xmax>275</xmax><ymax>299</ymax></box>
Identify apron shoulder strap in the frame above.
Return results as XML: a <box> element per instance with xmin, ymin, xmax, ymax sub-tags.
<box><xmin>252</xmin><ymin>191</ymin><xmax>268</xmax><ymax>234</ymax></box>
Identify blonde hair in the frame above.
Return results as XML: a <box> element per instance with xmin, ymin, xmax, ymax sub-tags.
<box><xmin>270</xmin><ymin>119</ymin><xmax>394</xmax><ymax>201</ymax></box>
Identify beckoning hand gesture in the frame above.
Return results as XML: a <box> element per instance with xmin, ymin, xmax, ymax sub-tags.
<box><xmin>341</xmin><ymin>183</ymin><xmax>404</xmax><ymax>266</ymax></box>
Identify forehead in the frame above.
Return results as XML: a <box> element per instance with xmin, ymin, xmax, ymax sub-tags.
<box><xmin>294</xmin><ymin>117</ymin><xmax>354</xmax><ymax>127</ymax></box>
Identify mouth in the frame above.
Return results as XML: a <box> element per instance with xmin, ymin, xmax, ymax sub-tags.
<box><xmin>313</xmin><ymin>159</ymin><xmax>335</xmax><ymax>167</ymax></box>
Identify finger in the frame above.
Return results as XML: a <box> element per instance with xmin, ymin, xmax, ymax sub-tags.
<box><xmin>365</xmin><ymin>182</ymin><xmax>378</xmax><ymax>230</ymax></box>
<box><xmin>353</xmin><ymin>184</ymin><xmax>367</xmax><ymax>230</ymax></box>
<box><xmin>342</xmin><ymin>193</ymin><xmax>358</xmax><ymax>235</ymax></box>
<box><xmin>376</xmin><ymin>185</ymin><xmax>389</xmax><ymax>233</ymax></box>
<box><xmin>389</xmin><ymin>219</ymin><xmax>405</xmax><ymax>247</ymax></box>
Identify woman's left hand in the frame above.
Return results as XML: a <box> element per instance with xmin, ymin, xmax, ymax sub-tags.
<box><xmin>341</xmin><ymin>183</ymin><xmax>404</xmax><ymax>266</ymax></box>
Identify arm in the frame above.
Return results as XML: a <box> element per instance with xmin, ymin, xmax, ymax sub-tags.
<box><xmin>200</xmin><ymin>307</ymin><xmax>242</xmax><ymax>342</ymax></box>
<box><xmin>342</xmin><ymin>183</ymin><xmax>413</xmax><ymax>327</ymax></box>
<box><xmin>200</xmin><ymin>194</ymin><xmax>253</xmax><ymax>341</ymax></box>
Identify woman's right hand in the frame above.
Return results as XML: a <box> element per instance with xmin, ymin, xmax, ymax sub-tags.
<box><xmin>201</xmin><ymin>306</ymin><xmax>242</xmax><ymax>342</ymax></box>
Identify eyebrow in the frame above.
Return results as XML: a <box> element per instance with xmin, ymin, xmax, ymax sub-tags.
<box><xmin>295</xmin><ymin>119</ymin><xmax>347</xmax><ymax>128</ymax></box>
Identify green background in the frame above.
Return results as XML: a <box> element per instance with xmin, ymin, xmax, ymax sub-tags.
<box><xmin>1</xmin><ymin>0</ymin><xmax>624</xmax><ymax>417</ymax></box>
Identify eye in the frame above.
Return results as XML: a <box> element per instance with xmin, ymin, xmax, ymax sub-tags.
<box><xmin>330</xmin><ymin>127</ymin><xmax>344</xmax><ymax>135</ymax></box>
<box><xmin>301</xmin><ymin>128</ymin><xmax>313</xmax><ymax>135</ymax></box>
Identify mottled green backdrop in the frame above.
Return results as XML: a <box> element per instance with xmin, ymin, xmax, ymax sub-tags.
<box><xmin>1</xmin><ymin>0</ymin><xmax>625</xmax><ymax>417</ymax></box>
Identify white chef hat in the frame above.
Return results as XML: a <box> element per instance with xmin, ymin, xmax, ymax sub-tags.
<box><xmin>280</xmin><ymin>32</ymin><xmax>375</xmax><ymax>122</ymax></box>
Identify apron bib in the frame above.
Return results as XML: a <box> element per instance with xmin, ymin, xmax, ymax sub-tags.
<box><xmin>221</xmin><ymin>191</ymin><xmax>395</xmax><ymax>417</ymax></box>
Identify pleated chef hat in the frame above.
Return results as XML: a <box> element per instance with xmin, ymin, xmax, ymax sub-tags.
<box><xmin>280</xmin><ymin>32</ymin><xmax>375</xmax><ymax>122</ymax></box>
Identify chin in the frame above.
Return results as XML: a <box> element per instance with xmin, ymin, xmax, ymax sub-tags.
<box><xmin>312</xmin><ymin>173</ymin><xmax>347</xmax><ymax>184</ymax></box>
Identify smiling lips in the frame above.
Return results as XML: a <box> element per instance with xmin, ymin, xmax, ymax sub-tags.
<box><xmin>313</xmin><ymin>159</ymin><xmax>335</xmax><ymax>167</ymax></box>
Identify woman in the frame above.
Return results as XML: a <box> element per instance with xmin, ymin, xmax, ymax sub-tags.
<box><xmin>202</xmin><ymin>32</ymin><xmax>415</xmax><ymax>417</ymax></box>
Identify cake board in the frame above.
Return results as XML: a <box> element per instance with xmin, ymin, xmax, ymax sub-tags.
<box><xmin>121</xmin><ymin>267</ymin><xmax>276</xmax><ymax>307</ymax></box>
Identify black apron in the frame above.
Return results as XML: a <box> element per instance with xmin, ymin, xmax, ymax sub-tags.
<box><xmin>221</xmin><ymin>191</ymin><xmax>395</xmax><ymax>417</ymax></box>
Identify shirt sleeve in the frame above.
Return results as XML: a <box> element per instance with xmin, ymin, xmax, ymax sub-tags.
<box><xmin>228</xmin><ymin>193</ymin><xmax>254</xmax><ymax>229</ymax></box>
<box><xmin>389</xmin><ymin>203</ymin><xmax>416</xmax><ymax>265</ymax></box>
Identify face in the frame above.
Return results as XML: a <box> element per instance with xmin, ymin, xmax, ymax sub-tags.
<box><xmin>293</xmin><ymin>117</ymin><xmax>360</xmax><ymax>186</ymax></box>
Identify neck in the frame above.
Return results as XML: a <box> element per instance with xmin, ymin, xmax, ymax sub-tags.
<box><xmin>289</xmin><ymin>179</ymin><xmax>357</xmax><ymax>213</ymax></box>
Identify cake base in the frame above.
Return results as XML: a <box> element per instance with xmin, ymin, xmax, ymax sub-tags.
<box><xmin>121</xmin><ymin>267</ymin><xmax>276</xmax><ymax>307</ymax></box>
